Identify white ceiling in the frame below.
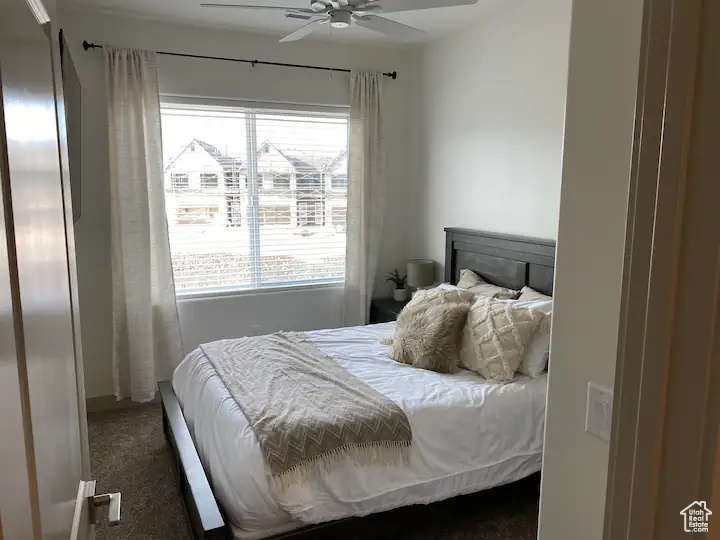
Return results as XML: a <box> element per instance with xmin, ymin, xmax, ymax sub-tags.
<box><xmin>65</xmin><ymin>0</ymin><xmax>509</xmax><ymax>43</ymax></box>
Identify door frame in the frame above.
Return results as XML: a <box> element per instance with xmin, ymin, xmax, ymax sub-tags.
<box><xmin>604</xmin><ymin>0</ymin><xmax>720</xmax><ymax>538</ymax></box>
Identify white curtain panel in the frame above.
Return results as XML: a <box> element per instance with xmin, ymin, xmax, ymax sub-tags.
<box><xmin>343</xmin><ymin>72</ymin><xmax>386</xmax><ymax>327</ymax></box>
<box><xmin>105</xmin><ymin>47</ymin><xmax>183</xmax><ymax>402</ymax></box>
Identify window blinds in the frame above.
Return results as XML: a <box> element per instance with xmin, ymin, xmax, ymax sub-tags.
<box><xmin>161</xmin><ymin>103</ymin><xmax>349</xmax><ymax>294</ymax></box>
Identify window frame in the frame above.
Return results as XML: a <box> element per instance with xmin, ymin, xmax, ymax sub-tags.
<box><xmin>331</xmin><ymin>173</ymin><xmax>348</xmax><ymax>191</ymax></box>
<box><xmin>161</xmin><ymin>96</ymin><xmax>350</xmax><ymax>298</ymax></box>
<box><xmin>272</xmin><ymin>173</ymin><xmax>292</xmax><ymax>191</ymax></box>
<box><xmin>170</xmin><ymin>172</ymin><xmax>190</xmax><ymax>190</ymax></box>
<box><xmin>200</xmin><ymin>172</ymin><xmax>220</xmax><ymax>189</ymax></box>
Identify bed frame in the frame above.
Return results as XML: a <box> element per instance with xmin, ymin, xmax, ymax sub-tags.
<box><xmin>444</xmin><ymin>228</ymin><xmax>556</xmax><ymax>296</ymax></box>
<box><xmin>160</xmin><ymin>228</ymin><xmax>556</xmax><ymax>540</ymax></box>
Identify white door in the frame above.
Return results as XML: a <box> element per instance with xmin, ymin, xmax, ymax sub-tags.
<box><xmin>0</xmin><ymin>1</ymin><xmax>118</xmax><ymax>538</ymax></box>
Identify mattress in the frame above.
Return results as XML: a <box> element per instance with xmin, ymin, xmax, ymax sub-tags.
<box><xmin>173</xmin><ymin>322</ymin><xmax>548</xmax><ymax>540</ymax></box>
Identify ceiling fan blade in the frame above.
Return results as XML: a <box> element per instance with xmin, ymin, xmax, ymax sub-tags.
<box><xmin>200</xmin><ymin>4</ymin><xmax>315</xmax><ymax>13</ymax></box>
<box><xmin>353</xmin><ymin>14</ymin><xmax>426</xmax><ymax>39</ymax></box>
<box><xmin>373</xmin><ymin>0</ymin><xmax>478</xmax><ymax>14</ymax></box>
<box><xmin>279</xmin><ymin>18</ymin><xmax>328</xmax><ymax>42</ymax></box>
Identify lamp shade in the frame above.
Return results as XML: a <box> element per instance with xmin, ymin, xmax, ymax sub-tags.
<box><xmin>407</xmin><ymin>259</ymin><xmax>435</xmax><ymax>288</ymax></box>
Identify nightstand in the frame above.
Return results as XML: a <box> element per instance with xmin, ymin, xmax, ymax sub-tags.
<box><xmin>370</xmin><ymin>298</ymin><xmax>409</xmax><ymax>323</ymax></box>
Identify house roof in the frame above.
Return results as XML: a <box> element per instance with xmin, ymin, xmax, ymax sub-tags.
<box><xmin>193</xmin><ymin>139</ymin><xmax>245</xmax><ymax>172</ymax></box>
<box><xmin>165</xmin><ymin>139</ymin><xmax>244</xmax><ymax>173</ymax></box>
<box><xmin>165</xmin><ymin>138</ymin><xmax>344</xmax><ymax>175</ymax></box>
<box><xmin>258</xmin><ymin>140</ymin><xmax>338</xmax><ymax>172</ymax></box>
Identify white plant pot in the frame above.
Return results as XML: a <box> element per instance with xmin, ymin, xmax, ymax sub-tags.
<box><xmin>393</xmin><ymin>288</ymin><xmax>408</xmax><ymax>302</ymax></box>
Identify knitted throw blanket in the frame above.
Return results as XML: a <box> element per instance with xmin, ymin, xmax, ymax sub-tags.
<box><xmin>200</xmin><ymin>332</ymin><xmax>412</xmax><ymax>491</ymax></box>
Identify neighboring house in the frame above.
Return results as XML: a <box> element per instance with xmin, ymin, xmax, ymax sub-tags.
<box><xmin>255</xmin><ymin>141</ymin><xmax>314</xmax><ymax>229</ymax></box>
<box><xmin>164</xmin><ymin>139</ymin><xmax>347</xmax><ymax>230</ymax></box>
<box><xmin>253</xmin><ymin>141</ymin><xmax>347</xmax><ymax>230</ymax></box>
<box><xmin>164</xmin><ymin>139</ymin><xmax>244</xmax><ymax>227</ymax></box>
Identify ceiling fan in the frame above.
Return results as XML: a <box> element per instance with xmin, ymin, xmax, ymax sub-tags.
<box><xmin>200</xmin><ymin>0</ymin><xmax>479</xmax><ymax>42</ymax></box>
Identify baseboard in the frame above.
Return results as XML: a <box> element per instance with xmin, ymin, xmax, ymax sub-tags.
<box><xmin>86</xmin><ymin>393</ymin><xmax>160</xmax><ymax>413</ymax></box>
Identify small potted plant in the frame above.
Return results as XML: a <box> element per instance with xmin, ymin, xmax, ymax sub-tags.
<box><xmin>386</xmin><ymin>268</ymin><xmax>408</xmax><ymax>302</ymax></box>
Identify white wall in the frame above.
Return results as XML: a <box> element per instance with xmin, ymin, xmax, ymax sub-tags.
<box><xmin>538</xmin><ymin>0</ymin><xmax>644</xmax><ymax>538</ymax></box>
<box><xmin>413</xmin><ymin>0</ymin><xmax>645</xmax><ymax>536</ymax></box>
<box><xmin>412</xmin><ymin>0</ymin><xmax>572</xmax><ymax>266</ymax></box>
<box><xmin>60</xmin><ymin>9</ymin><xmax>421</xmax><ymax>398</ymax></box>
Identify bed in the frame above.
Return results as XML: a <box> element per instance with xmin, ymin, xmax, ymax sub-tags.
<box><xmin>160</xmin><ymin>228</ymin><xmax>557</xmax><ymax>540</ymax></box>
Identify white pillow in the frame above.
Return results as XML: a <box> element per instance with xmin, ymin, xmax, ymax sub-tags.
<box><xmin>499</xmin><ymin>299</ymin><xmax>553</xmax><ymax>377</ymax></box>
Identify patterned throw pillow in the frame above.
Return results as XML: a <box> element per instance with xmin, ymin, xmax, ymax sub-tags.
<box><xmin>460</xmin><ymin>297</ymin><xmax>546</xmax><ymax>382</ymax></box>
<box><xmin>456</xmin><ymin>269</ymin><xmax>520</xmax><ymax>300</ymax></box>
<box><xmin>407</xmin><ymin>287</ymin><xmax>476</xmax><ymax>307</ymax></box>
<box><xmin>386</xmin><ymin>289</ymin><xmax>475</xmax><ymax>373</ymax></box>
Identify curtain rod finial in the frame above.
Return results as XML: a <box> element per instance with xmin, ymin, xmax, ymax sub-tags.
<box><xmin>388</xmin><ymin>71</ymin><xmax>398</xmax><ymax>80</ymax></box>
<box><xmin>83</xmin><ymin>40</ymin><xmax>92</xmax><ymax>50</ymax></box>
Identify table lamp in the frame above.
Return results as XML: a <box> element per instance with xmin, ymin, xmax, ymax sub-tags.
<box><xmin>407</xmin><ymin>259</ymin><xmax>435</xmax><ymax>291</ymax></box>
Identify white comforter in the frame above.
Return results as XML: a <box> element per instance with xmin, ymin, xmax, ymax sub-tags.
<box><xmin>173</xmin><ymin>322</ymin><xmax>547</xmax><ymax>539</ymax></box>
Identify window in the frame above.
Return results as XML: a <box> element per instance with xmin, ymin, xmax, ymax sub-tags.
<box><xmin>200</xmin><ymin>172</ymin><xmax>219</xmax><ymax>189</ymax></box>
<box><xmin>331</xmin><ymin>207</ymin><xmax>347</xmax><ymax>228</ymax></box>
<box><xmin>296</xmin><ymin>168</ymin><xmax>323</xmax><ymax>193</ymax></box>
<box><xmin>226</xmin><ymin>198</ymin><xmax>242</xmax><ymax>227</ymax></box>
<box><xmin>161</xmin><ymin>102</ymin><xmax>348</xmax><ymax>294</ymax></box>
<box><xmin>259</xmin><ymin>205</ymin><xmax>292</xmax><ymax>225</ymax></box>
<box><xmin>261</xmin><ymin>172</ymin><xmax>292</xmax><ymax>191</ymax></box>
<box><xmin>171</xmin><ymin>173</ymin><xmax>189</xmax><ymax>190</ymax></box>
<box><xmin>273</xmin><ymin>173</ymin><xmax>291</xmax><ymax>190</ymax></box>
<box><xmin>331</xmin><ymin>174</ymin><xmax>348</xmax><ymax>190</ymax></box>
<box><xmin>175</xmin><ymin>206</ymin><xmax>219</xmax><ymax>225</ymax></box>
<box><xmin>298</xmin><ymin>200</ymin><xmax>323</xmax><ymax>227</ymax></box>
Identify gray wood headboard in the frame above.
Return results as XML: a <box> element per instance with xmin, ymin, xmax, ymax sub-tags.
<box><xmin>444</xmin><ymin>228</ymin><xmax>556</xmax><ymax>296</ymax></box>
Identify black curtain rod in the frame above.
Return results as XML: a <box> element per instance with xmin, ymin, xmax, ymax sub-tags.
<box><xmin>82</xmin><ymin>40</ymin><xmax>398</xmax><ymax>80</ymax></box>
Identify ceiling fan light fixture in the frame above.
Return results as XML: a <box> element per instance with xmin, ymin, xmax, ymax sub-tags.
<box><xmin>199</xmin><ymin>0</ymin><xmax>475</xmax><ymax>42</ymax></box>
<box><xmin>330</xmin><ymin>9</ymin><xmax>352</xmax><ymax>28</ymax></box>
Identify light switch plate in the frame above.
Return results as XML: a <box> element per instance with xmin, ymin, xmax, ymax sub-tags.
<box><xmin>586</xmin><ymin>382</ymin><xmax>613</xmax><ymax>442</ymax></box>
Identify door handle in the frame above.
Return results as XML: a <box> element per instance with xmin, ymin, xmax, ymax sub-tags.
<box><xmin>93</xmin><ymin>492</ymin><xmax>122</xmax><ymax>526</ymax></box>
<box><xmin>87</xmin><ymin>480</ymin><xmax>122</xmax><ymax>526</ymax></box>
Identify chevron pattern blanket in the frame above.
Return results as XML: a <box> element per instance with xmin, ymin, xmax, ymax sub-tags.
<box><xmin>200</xmin><ymin>332</ymin><xmax>412</xmax><ymax>491</ymax></box>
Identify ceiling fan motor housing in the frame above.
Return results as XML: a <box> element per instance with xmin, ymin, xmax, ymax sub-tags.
<box><xmin>329</xmin><ymin>9</ymin><xmax>352</xmax><ymax>28</ymax></box>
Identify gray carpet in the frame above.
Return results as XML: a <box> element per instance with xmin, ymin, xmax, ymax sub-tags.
<box><xmin>89</xmin><ymin>403</ymin><xmax>540</xmax><ymax>540</ymax></box>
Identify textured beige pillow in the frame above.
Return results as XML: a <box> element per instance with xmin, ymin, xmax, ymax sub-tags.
<box><xmin>408</xmin><ymin>286</ymin><xmax>476</xmax><ymax>307</ymax></box>
<box><xmin>518</xmin><ymin>285</ymin><xmax>553</xmax><ymax>301</ymax></box>
<box><xmin>456</xmin><ymin>269</ymin><xmax>519</xmax><ymax>300</ymax></box>
<box><xmin>460</xmin><ymin>297</ymin><xmax>546</xmax><ymax>382</ymax></box>
<box><xmin>386</xmin><ymin>289</ymin><xmax>474</xmax><ymax>373</ymax></box>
